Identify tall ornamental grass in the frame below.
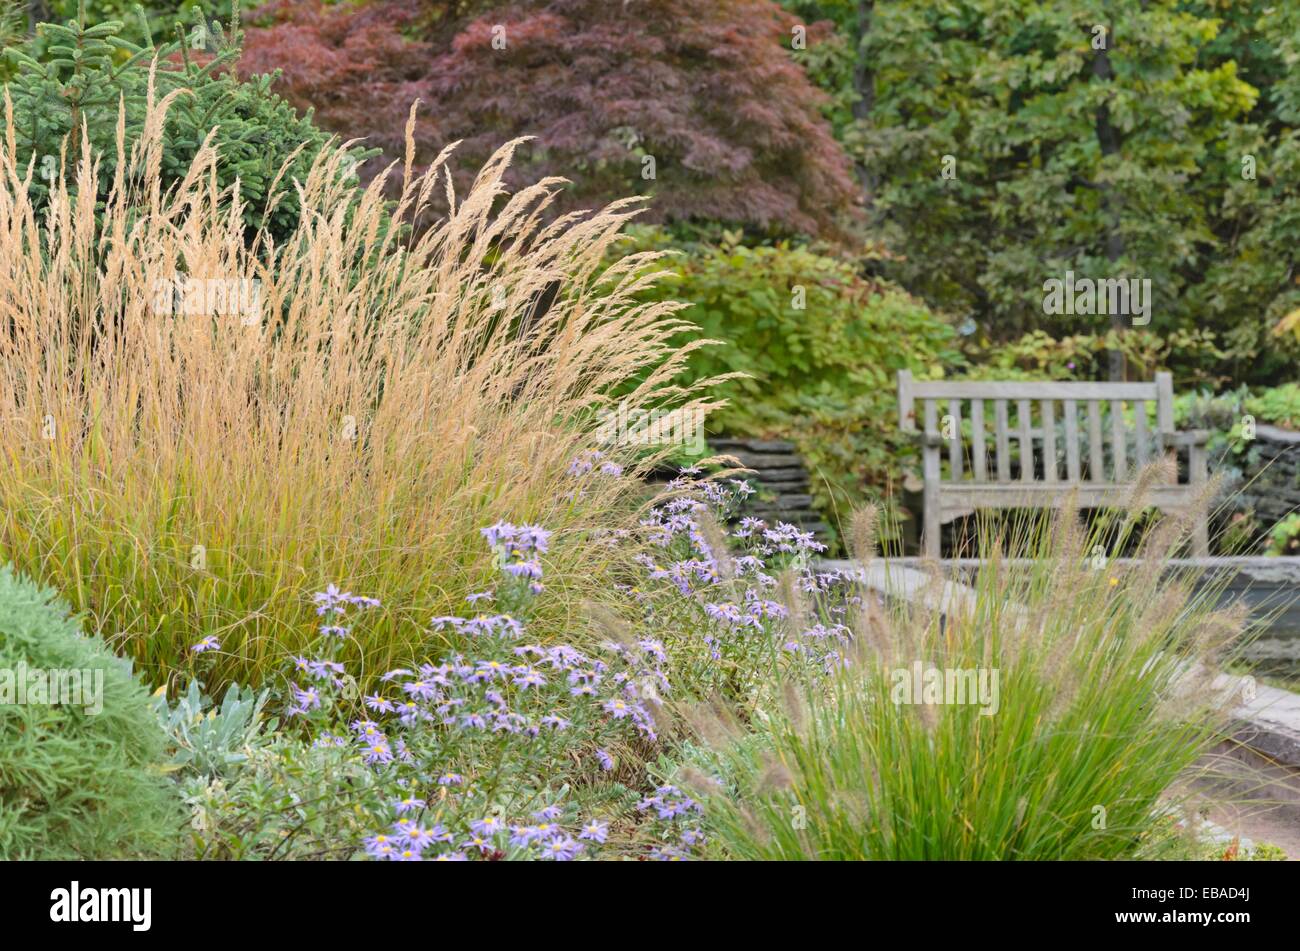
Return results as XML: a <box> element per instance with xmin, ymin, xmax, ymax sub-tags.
<box><xmin>0</xmin><ymin>85</ymin><xmax>717</xmax><ymax>688</ymax></box>
<box><xmin>683</xmin><ymin>474</ymin><xmax>1254</xmax><ymax>859</ymax></box>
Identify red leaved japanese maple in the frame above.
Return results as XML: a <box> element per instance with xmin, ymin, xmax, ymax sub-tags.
<box><xmin>243</xmin><ymin>0</ymin><xmax>860</xmax><ymax>238</ymax></box>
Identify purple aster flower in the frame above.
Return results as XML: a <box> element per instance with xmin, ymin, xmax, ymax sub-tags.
<box><xmin>190</xmin><ymin>635</ymin><xmax>220</xmax><ymax>654</ymax></box>
<box><xmin>364</xmin><ymin>833</ymin><xmax>397</xmax><ymax>858</ymax></box>
<box><xmin>470</xmin><ymin>817</ymin><xmax>504</xmax><ymax>836</ymax></box>
<box><xmin>480</xmin><ymin>520</ymin><xmax>517</xmax><ymax>548</ymax></box>
<box><xmin>404</xmin><ymin>826</ymin><xmax>439</xmax><ymax>849</ymax></box>
<box><xmin>313</xmin><ymin>584</ymin><xmax>347</xmax><ymax>613</ymax></box>
<box><xmin>516</xmin><ymin>525</ymin><xmax>552</xmax><ymax>553</ymax></box>
<box><xmin>539</xmin><ymin>836</ymin><xmax>583</xmax><ymax>861</ymax></box>
<box><xmin>306</xmin><ymin>659</ymin><xmax>345</xmax><ymax>682</ymax></box>
<box><xmin>393</xmin><ymin>795</ymin><xmax>424</xmax><ymax>814</ymax></box>
<box><xmin>579</xmin><ymin>820</ymin><xmax>609</xmax><ymax>844</ymax></box>
<box><xmin>289</xmin><ymin>684</ymin><xmax>322</xmax><ymax>715</ymax></box>
<box><xmin>396</xmin><ymin>700</ymin><xmax>427</xmax><ymax>727</ymax></box>
<box><xmin>503</xmin><ymin>559</ymin><xmax>543</xmax><ymax>580</ymax></box>
<box><xmin>402</xmin><ymin>678</ymin><xmax>439</xmax><ymax>701</ymax></box>
<box><xmin>352</xmin><ymin>719</ymin><xmax>385</xmax><ymax>741</ymax></box>
<box><xmin>474</xmin><ymin>659</ymin><xmax>511</xmax><ymax>681</ymax></box>
<box><xmin>509</xmin><ymin>825</ymin><xmax>540</xmax><ymax>847</ymax></box>
<box><xmin>595</xmin><ymin>749</ymin><xmax>615</xmax><ymax>771</ymax></box>
<box><xmin>649</xmin><ymin>845</ymin><xmax>688</xmax><ymax>861</ymax></box>
<box><xmin>533</xmin><ymin>805</ymin><xmax>563</xmax><ymax>821</ymax></box>
<box><xmin>512</xmin><ymin>667</ymin><xmax>546</xmax><ymax>689</ymax></box>
<box><xmin>638</xmin><ymin>638</ymin><xmax>667</xmax><ymax>662</ymax></box>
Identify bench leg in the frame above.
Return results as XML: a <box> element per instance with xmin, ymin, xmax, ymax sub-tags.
<box><xmin>922</xmin><ymin>445</ymin><xmax>941</xmax><ymax>559</ymax></box>
<box><xmin>1189</xmin><ymin>442</ymin><xmax>1210</xmax><ymax>557</ymax></box>
<box><xmin>924</xmin><ymin>500</ymin><xmax>941</xmax><ymax>559</ymax></box>
<box><xmin>1191</xmin><ymin>516</ymin><xmax>1209</xmax><ymax>558</ymax></box>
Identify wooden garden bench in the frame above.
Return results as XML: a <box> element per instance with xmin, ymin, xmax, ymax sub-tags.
<box><xmin>897</xmin><ymin>371</ymin><xmax>1210</xmax><ymax>558</ymax></box>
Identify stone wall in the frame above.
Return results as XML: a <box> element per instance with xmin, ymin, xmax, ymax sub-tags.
<box><xmin>708</xmin><ymin>438</ymin><xmax>829</xmax><ymax>538</ymax></box>
<box><xmin>1238</xmin><ymin>424</ymin><xmax>1300</xmax><ymax>529</ymax></box>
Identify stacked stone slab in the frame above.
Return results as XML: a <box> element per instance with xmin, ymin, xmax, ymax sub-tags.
<box><xmin>708</xmin><ymin>438</ymin><xmax>829</xmax><ymax>539</ymax></box>
<box><xmin>1239</xmin><ymin>424</ymin><xmax>1300</xmax><ymax>530</ymax></box>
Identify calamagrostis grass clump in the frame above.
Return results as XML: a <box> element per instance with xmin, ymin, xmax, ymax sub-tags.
<box><xmin>687</xmin><ymin>487</ymin><xmax>1254</xmax><ymax>860</ymax></box>
<box><xmin>0</xmin><ymin>86</ymin><xmax>718</xmax><ymax>688</ymax></box>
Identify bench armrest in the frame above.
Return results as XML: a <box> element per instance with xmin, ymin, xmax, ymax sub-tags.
<box><xmin>1160</xmin><ymin>429</ymin><xmax>1211</xmax><ymax>448</ymax></box>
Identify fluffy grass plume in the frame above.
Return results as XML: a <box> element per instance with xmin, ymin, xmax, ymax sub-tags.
<box><xmin>0</xmin><ymin>86</ymin><xmax>718</xmax><ymax>689</ymax></box>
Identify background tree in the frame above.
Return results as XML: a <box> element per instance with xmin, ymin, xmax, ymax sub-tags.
<box><xmin>242</xmin><ymin>0</ymin><xmax>862</xmax><ymax>239</ymax></box>
<box><xmin>783</xmin><ymin>0</ymin><xmax>1299</xmax><ymax>384</ymax></box>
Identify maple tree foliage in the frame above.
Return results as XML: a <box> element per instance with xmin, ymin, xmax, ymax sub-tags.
<box><xmin>242</xmin><ymin>0</ymin><xmax>860</xmax><ymax>238</ymax></box>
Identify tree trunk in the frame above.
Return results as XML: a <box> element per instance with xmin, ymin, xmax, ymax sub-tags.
<box><xmin>1092</xmin><ymin>33</ymin><xmax>1126</xmax><ymax>382</ymax></box>
<box><xmin>26</xmin><ymin>1</ymin><xmax>48</xmax><ymax>35</ymax></box>
<box><xmin>851</xmin><ymin>1</ymin><xmax>877</xmax><ymax>209</ymax></box>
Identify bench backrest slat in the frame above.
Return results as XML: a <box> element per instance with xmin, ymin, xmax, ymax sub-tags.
<box><xmin>1063</xmin><ymin>399</ymin><xmax>1080</xmax><ymax>481</ymax></box>
<box><xmin>1088</xmin><ymin>400</ymin><xmax>1104</xmax><ymax>482</ymax></box>
<box><xmin>1018</xmin><ymin>399</ymin><xmax>1033</xmax><ymax>483</ymax></box>
<box><xmin>898</xmin><ymin>371</ymin><xmax>1176</xmax><ymax>486</ymax></box>
<box><xmin>1041</xmin><ymin>399</ymin><xmax>1057</xmax><ymax>483</ymax></box>
<box><xmin>1110</xmin><ymin>398</ymin><xmax>1127</xmax><ymax>481</ymax></box>
<box><xmin>995</xmin><ymin>400</ymin><xmax>1011</xmax><ymax>481</ymax></box>
<box><xmin>971</xmin><ymin>398</ymin><xmax>987</xmax><ymax>481</ymax></box>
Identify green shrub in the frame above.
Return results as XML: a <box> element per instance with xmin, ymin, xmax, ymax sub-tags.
<box><xmin>1266</xmin><ymin>513</ymin><xmax>1300</xmax><ymax>556</ymax></box>
<box><xmin>46</xmin><ymin>2</ymin><xmax>235</xmax><ymax>48</ymax></box>
<box><xmin>1246</xmin><ymin>383</ymin><xmax>1300</xmax><ymax>431</ymax></box>
<box><xmin>961</xmin><ymin>328</ymin><xmax>1226</xmax><ymax>386</ymax></box>
<box><xmin>0</xmin><ymin>564</ymin><xmax>181</xmax><ymax>859</ymax></box>
<box><xmin>3</xmin><ymin>7</ymin><xmax>369</xmax><ymax>243</ymax></box>
<box><xmin>625</xmin><ymin>227</ymin><xmax>961</xmax><ymax>539</ymax></box>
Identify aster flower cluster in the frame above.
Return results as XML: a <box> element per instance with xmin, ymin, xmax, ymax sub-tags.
<box><xmin>285</xmin><ymin>585</ymin><xmax>382</xmax><ymax>718</ymax></box>
<box><xmin>481</xmin><ymin>520</ymin><xmax>551</xmax><ymax>594</ymax></box>
<box><xmin>364</xmin><ymin>804</ymin><xmax>610</xmax><ymax>862</ymax></box>
<box><xmin>631</xmin><ymin>470</ymin><xmax>865</xmax><ymax>683</ymax></box>
<box><xmin>346</xmin><ymin>521</ymin><xmax>670</xmax><ymax>860</ymax></box>
<box><xmin>637</xmin><ymin>784</ymin><xmax>706</xmax><ymax>861</ymax></box>
<box><xmin>567</xmin><ymin>448</ymin><xmax>624</xmax><ymax>479</ymax></box>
